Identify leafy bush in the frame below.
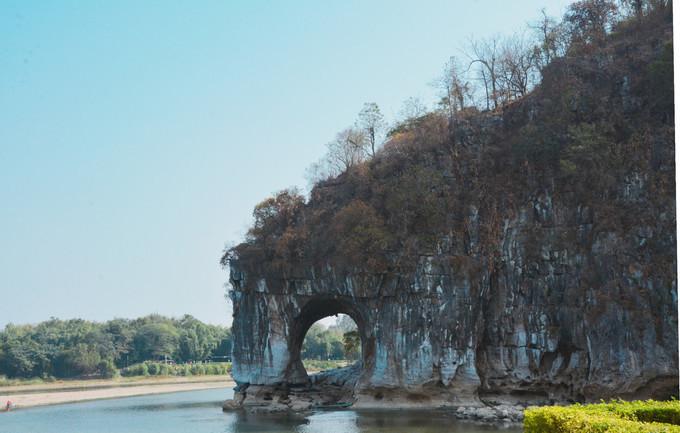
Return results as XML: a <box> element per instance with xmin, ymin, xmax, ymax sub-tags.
<box><xmin>525</xmin><ymin>400</ymin><xmax>680</xmax><ymax>433</ymax></box>
<box><xmin>147</xmin><ymin>362</ymin><xmax>160</xmax><ymax>375</ymax></box>
<box><xmin>54</xmin><ymin>344</ymin><xmax>103</xmax><ymax>377</ymax></box>
<box><xmin>120</xmin><ymin>363</ymin><xmax>148</xmax><ymax>377</ymax></box>
<box><xmin>97</xmin><ymin>360</ymin><xmax>118</xmax><ymax>379</ymax></box>
<box><xmin>588</xmin><ymin>400</ymin><xmax>680</xmax><ymax>426</ymax></box>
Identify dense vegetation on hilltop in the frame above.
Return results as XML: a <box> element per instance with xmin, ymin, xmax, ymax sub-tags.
<box><xmin>223</xmin><ymin>0</ymin><xmax>674</xmax><ymax>280</ymax></box>
<box><xmin>0</xmin><ymin>315</ymin><xmax>232</xmax><ymax>379</ymax></box>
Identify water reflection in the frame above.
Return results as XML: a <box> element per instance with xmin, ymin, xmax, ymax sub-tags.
<box><xmin>226</xmin><ymin>408</ymin><xmax>518</xmax><ymax>433</ymax></box>
<box><xmin>226</xmin><ymin>411</ymin><xmax>311</xmax><ymax>432</ymax></box>
<box><xmin>108</xmin><ymin>400</ymin><xmax>223</xmax><ymax>412</ymax></box>
<box><xmin>1</xmin><ymin>388</ymin><xmax>521</xmax><ymax>433</ymax></box>
<box><xmin>353</xmin><ymin>410</ymin><xmax>517</xmax><ymax>433</ymax></box>
<box><xmin>299</xmin><ymin>411</ymin><xmax>358</xmax><ymax>433</ymax></box>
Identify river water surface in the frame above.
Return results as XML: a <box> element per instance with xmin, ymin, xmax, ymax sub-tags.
<box><xmin>1</xmin><ymin>388</ymin><xmax>522</xmax><ymax>433</ymax></box>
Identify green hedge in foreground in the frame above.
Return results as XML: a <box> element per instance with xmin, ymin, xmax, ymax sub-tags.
<box><xmin>525</xmin><ymin>400</ymin><xmax>680</xmax><ymax>433</ymax></box>
<box><xmin>120</xmin><ymin>362</ymin><xmax>231</xmax><ymax>377</ymax></box>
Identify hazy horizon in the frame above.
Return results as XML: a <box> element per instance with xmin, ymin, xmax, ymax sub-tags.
<box><xmin>0</xmin><ymin>0</ymin><xmax>573</xmax><ymax>328</ymax></box>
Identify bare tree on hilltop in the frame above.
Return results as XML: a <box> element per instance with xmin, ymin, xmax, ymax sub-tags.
<box><xmin>467</xmin><ymin>35</ymin><xmax>503</xmax><ymax>110</ymax></box>
<box><xmin>433</xmin><ymin>56</ymin><xmax>472</xmax><ymax>137</ymax></box>
<box><xmin>306</xmin><ymin>0</ymin><xmax>673</xmax><ymax>187</ymax></box>
<box><xmin>306</xmin><ymin>127</ymin><xmax>368</xmax><ymax>185</ymax></box>
<box><xmin>356</xmin><ymin>102</ymin><xmax>386</xmax><ymax>157</ymax></box>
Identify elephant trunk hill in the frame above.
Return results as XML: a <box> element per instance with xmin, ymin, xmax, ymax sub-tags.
<box><xmin>224</xmin><ymin>7</ymin><xmax>677</xmax><ymax>414</ymax></box>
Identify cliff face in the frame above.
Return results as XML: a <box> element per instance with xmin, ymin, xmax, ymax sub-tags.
<box><xmin>229</xmin><ymin>186</ymin><xmax>677</xmax><ymax>406</ymax></box>
<box><xmin>226</xmin><ymin>11</ymin><xmax>677</xmax><ymax>409</ymax></box>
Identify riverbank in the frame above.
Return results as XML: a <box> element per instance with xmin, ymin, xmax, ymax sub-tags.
<box><xmin>0</xmin><ymin>376</ymin><xmax>235</xmax><ymax>410</ymax></box>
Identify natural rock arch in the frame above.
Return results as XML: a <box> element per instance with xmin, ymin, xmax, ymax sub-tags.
<box><xmin>226</xmin><ymin>266</ymin><xmax>486</xmax><ymax>410</ymax></box>
<box><xmin>288</xmin><ymin>296</ymin><xmax>372</xmax><ymax>381</ymax></box>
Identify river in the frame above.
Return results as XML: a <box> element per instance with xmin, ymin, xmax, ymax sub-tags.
<box><xmin>1</xmin><ymin>388</ymin><xmax>522</xmax><ymax>433</ymax></box>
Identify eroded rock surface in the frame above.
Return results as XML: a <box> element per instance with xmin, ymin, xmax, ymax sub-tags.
<box><xmin>226</xmin><ymin>217</ymin><xmax>677</xmax><ymax>412</ymax></box>
<box><xmin>223</xmin><ymin>12</ymin><xmax>677</xmax><ymax>414</ymax></box>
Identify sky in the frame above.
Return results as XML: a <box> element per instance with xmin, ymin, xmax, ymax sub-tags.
<box><xmin>0</xmin><ymin>0</ymin><xmax>574</xmax><ymax>328</ymax></box>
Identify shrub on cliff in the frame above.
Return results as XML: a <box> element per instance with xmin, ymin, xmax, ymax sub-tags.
<box><xmin>331</xmin><ymin>200</ymin><xmax>391</xmax><ymax>271</ymax></box>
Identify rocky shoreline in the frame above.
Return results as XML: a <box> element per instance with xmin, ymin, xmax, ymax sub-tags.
<box><xmin>223</xmin><ymin>366</ymin><xmax>526</xmax><ymax>424</ymax></box>
<box><xmin>223</xmin><ymin>392</ymin><xmax>525</xmax><ymax>425</ymax></box>
<box><xmin>454</xmin><ymin>405</ymin><xmax>524</xmax><ymax>423</ymax></box>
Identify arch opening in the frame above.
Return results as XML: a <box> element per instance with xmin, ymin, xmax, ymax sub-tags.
<box><xmin>288</xmin><ymin>296</ymin><xmax>371</xmax><ymax>391</ymax></box>
<box><xmin>301</xmin><ymin>313</ymin><xmax>361</xmax><ymax>370</ymax></box>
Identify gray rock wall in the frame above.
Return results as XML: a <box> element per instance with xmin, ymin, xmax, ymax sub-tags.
<box><xmin>226</xmin><ymin>19</ymin><xmax>677</xmax><ymax>407</ymax></box>
<box><xmin>228</xmin><ymin>190</ymin><xmax>677</xmax><ymax>406</ymax></box>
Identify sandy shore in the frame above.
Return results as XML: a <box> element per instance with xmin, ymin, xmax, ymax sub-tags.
<box><xmin>0</xmin><ymin>376</ymin><xmax>235</xmax><ymax>410</ymax></box>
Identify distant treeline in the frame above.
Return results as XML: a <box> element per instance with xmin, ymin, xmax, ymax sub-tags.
<box><xmin>302</xmin><ymin>316</ymin><xmax>360</xmax><ymax>361</ymax></box>
<box><xmin>0</xmin><ymin>315</ymin><xmax>231</xmax><ymax>379</ymax></box>
<box><xmin>120</xmin><ymin>361</ymin><xmax>230</xmax><ymax>377</ymax></box>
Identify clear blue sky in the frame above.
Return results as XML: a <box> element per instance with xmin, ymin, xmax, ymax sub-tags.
<box><xmin>0</xmin><ymin>0</ymin><xmax>573</xmax><ymax>328</ymax></box>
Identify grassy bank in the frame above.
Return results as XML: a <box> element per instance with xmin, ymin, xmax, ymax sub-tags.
<box><xmin>120</xmin><ymin>362</ymin><xmax>231</xmax><ymax>377</ymax></box>
<box><xmin>2</xmin><ymin>359</ymin><xmax>351</xmax><ymax>386</ymax></box>
<box><xmin>0</xmin><ymin>376</ymin><xmax>51</xmax><ymax>387</ymax></box>
<box><xmin>1</xmin><ymin>362</ymin><xmax>232</xmax><ymax>387</ymax></box>
<box><xmin>525</xmin><ymin>400</ymin><xmax>680</xmax><ymax>432</ymax></box>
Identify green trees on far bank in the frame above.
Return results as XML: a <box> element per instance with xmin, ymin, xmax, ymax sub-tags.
<box><xmin>302</xmin><ymin>317</ymin><xmax>361</xmax><ymax>362</ymax></box>
<box><xmin>302</xmin><ymin>324</ymin><xmax>345</xmax><ymax>360</ymax></box>
<box><xmin>0</xmin><ymin>314</ymin><xmax>361</xmax><ymax>381</ymax></box>
<box><xmin>0</xmin><ymin>315</ymin><xmax>232</xmax><ymax>379</ymax></box>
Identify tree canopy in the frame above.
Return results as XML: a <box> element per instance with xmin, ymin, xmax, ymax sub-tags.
<box><xmin>0</xmin><ymin>315</ymin><xmax>232</xmax><ymax>379</ymax></box>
